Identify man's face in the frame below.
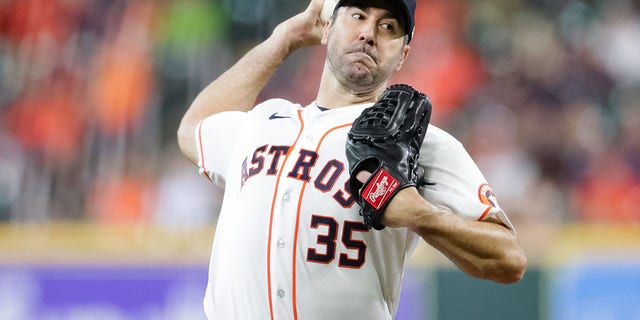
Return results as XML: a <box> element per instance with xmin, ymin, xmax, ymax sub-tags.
<box><xmin>323</xmin><ymin>4</ymin><xmax>410</xmax><ymax>92</ymax></box>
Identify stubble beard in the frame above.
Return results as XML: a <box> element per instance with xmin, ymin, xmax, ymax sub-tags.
<box><xmin>327</xmin><ymin>42</ymin><xmax>397</xmax><ymax>93</ymax></box>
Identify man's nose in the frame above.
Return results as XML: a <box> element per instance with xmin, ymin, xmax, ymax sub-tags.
<box><xmin>357</xmin><ymin>23</ymin><xmax>376</xmax><ymax>46</ymax></box>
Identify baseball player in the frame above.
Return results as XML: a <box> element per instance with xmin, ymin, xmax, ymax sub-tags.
<box><xmin>177</xmin><ymin>0</ymin><xmax>527</xmax><ymax>319</ymax></box>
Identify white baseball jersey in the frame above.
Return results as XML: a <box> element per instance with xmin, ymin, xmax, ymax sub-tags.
<box><xmin>195</xmin><ymin>98</ymin><xmax>514</xmax><ymax>320</ymax></box>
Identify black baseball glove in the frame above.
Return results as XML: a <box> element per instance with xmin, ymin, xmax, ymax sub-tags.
<box><xmin>345</xmin><ymin>84</ymin><xmax>432</xmax><ymax>230</ymax></box>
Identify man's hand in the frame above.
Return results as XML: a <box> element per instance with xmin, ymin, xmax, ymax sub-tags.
<box><xmin>272</xmin><ymin>0</ymin><xmax>326</xmax><ymax>54</ymax></box>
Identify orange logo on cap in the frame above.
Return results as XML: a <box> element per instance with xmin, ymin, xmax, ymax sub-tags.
<box><xmin>478</xmin><ymin>183</ymin><xmax>498</xmax><ymax>208</ymax></box>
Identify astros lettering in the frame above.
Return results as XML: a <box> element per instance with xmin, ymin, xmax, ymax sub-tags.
<box><xmin>241</xmin><ymin>144</ymin><xmax>356</xmax><ymax>208</ymax></box>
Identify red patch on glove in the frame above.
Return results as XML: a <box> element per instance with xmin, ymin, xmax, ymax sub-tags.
<box><xmin>362</xmin><ymin>169</ymin><xmax>400</xmax><ymax>210</ymax></box>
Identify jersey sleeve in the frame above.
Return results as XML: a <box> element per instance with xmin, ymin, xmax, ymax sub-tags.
<box><xmin>418</xmin><ymin>127</ymin><xmax>515</xmax><ymax>231</ymax></box>
<box><xmin>195</xmin><ymin>111</ymin><xmax>247</xmax><ymax>188</ymax></box>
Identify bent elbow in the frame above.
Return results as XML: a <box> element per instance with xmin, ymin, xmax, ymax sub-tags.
<box><xmin>501</xmin><ymin>259</ymin><xmax>527</xmax><ymax>284</ymax></box>
<box><xmin>177</xmin><ymin>118</ymin><xmax>199</xmax><ymax>164</ymax></box>
<box><xmin>177</xmin><ymin>120</ymin><xmax>190</xmax><ymax>147</ymax></box>
<box><xmin>492</xmin><ymin>248</ymin><xmax>528</xmax><ymax>284</ymax></box>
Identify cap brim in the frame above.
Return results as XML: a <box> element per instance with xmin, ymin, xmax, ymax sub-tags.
<box><xmin>334</xmin><ymin>0</ymin><xmax>413</xmax><ymax>42</ymax></box>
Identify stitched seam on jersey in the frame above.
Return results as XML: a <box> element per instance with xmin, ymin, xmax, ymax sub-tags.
<box><xmin>197</xmin><ymin>121</ymin><xmax>213</xmax><ymax>182</ymax></box>
<box><xmin>477</xmin><ymin>206</ymin><xmax>491</xmax><ymax>221</ymax></box>
<box><xmin>291</xmin><ymin>122</ymin><xmax>352</xmax><ymax>320</ymax></box>
<box><xmin>267</xmin><ymin>109</ymin><xmax>305</xmax><ymax>320</ymax></box>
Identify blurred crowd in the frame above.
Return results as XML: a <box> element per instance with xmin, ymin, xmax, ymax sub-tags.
<box><xmin>0</xmin><ymin>0</ymin><xmax>638</xmax><ymax>228</ymax></box>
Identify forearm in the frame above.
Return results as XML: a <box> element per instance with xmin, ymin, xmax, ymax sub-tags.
<box><xmin>186</xmin><ymin>36</ymin><xmax>290</xmax><ymax>119</ymax></box>
<box><xmin>177</xmin><ymin>36</ymin><xmax>291</xmax><ymax>162</ymax></box>
<box><xmin>418</xmin><ymin>204</ymin><xmax>525</xmax><ymax>283</ymax></box>
<box><xmin>385</xmin><ymin>190</ymin><xmax>527</xmax><ymax>284</ymax></box>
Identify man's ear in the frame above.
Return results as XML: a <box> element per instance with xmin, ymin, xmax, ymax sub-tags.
<box><xmin>321</xmin><ymin>20</ymin><xmax>332</xmax><ymax>45</ymax></box>
<box><xmin>396</xmin><ymin>45</ymin><xmax>411</xmax><ymax>71</ymax></box>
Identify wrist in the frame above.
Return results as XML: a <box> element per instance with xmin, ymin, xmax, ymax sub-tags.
<box><xmin>263</xmin><ymin>30</ymin><xmax>296</xmax><ymax>65</ymax></box>
<box><xmin>270</xmin><ymin>11</ymin><xmax>323</xmax><ymax>55</ymax></box>
<box><xmin>269</xmin><ymin>23</ymin><xmax>296</xmax><ymax>55</ymax></box>
<box><xmin>382</xmin><ymin>188</ymin><xmax>432</xmax><ymax>229</ymax></box>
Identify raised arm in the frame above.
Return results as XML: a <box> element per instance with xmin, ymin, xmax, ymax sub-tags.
<box><xmin>177</xmin><ymin>0</ymin><xmax>326</xmax><ymax>164</ymax></box>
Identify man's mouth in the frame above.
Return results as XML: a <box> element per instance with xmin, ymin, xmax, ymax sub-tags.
<box><xmin>347</xmin><ymin>44</ymin><xmax>378</xmax><ymax>64</ymax></box>
<box><xmin>350</xmin><ymin>52</ymin><xmax>376</xmax><ymax>65</ymax></box>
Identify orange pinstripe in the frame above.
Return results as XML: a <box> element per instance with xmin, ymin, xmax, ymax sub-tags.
<box><xmin>267</xmin><ymin>110</ymin><xmax>305</xmax><ymax>320</ymax></box>
<box><xmin>291</xmin><ymin>122</ymin><xmax>352</xmax><ymax>320</ymax></box>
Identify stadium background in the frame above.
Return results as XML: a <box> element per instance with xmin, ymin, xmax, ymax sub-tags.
<box><xmin>0</xmin><ymin>0</ymin><xmax>639</xmax><ymax>319</ymax></box>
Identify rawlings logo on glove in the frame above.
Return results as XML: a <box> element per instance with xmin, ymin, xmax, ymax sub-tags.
<box><xmin>345</xmin><ymin>84</ymin><xmax>432</xmax><ymax>230</ymax></box>
<box><xmin>362</xmin><ymin>169</ymin><xmax>399</xmax><ymax>210</ymax></box>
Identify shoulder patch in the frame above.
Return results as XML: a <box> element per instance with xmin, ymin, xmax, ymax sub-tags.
<box><xmin>478</xmin><ymin>183</ymin><xmax>498</xmax><ymax>208</ymax></box>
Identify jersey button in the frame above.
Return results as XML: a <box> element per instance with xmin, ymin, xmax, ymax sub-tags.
<box><xmin>277</xmin><ymin>239</ymin><xmax>285</xmax><ymax>248</ymax></box>
<box><xmin>283</xmin><ymin>193</ymin><xmax>291</xmax><ymax>202</ymax></box>
<box><xmin>277</xmin><ymin>289</ymin><xmax>285</xmax><ymax>298</ymax></box>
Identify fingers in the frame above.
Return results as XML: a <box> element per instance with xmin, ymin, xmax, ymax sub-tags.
<box><xmin>306</xmin><ymin>0</ymin><xmax>324</xmax><ymax>15</ymax></box>
<box><xmin>271</xmin><ymin>0</ymin><xmax>325</xmax><ymax>50</ymax></box>
<box><xmin>356</xmin><ymin>171</ymin><xmax>372</xmax><ymax>183</ymax></box>
<box><xmin>307</xmin><ymin>0</ymin><xmax>329</xmax><ymax>27</ymax></box>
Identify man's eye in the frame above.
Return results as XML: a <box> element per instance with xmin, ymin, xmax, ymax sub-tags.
<box><xmin>381</xmin><ymin>23</ymin><xmax>395</xmax><ymax>31</ymax></box>
<box><xmin>352</xmin><ymin>13</ymin><xmax>364</xmax><ymax>20</ymax></box>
